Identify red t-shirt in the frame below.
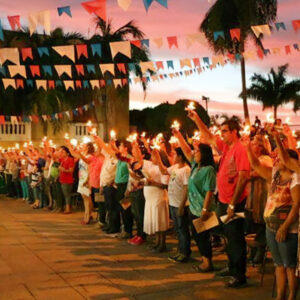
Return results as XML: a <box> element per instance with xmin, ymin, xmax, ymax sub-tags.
<box><xmin>59</xmin><ymin>157</ymin><xmax>75</xmax><ymax>184</ymax></box>
<box><xmin>216</xmin><ymin>139</ymin><xmax>250</xmax><ymax>204</ymax></box>
<box><xmin>87</xmin><ymin>155</ymin><xmax>104</xmax><ymax>188</ymax></box>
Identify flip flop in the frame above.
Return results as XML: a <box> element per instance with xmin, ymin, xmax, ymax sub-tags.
<box><xmin>192</xmin><ymin>264</ymin><xmax>214</xmax><ymax>273</ymax></box>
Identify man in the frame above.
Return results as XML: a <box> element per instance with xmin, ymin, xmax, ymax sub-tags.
<box><xmin>188</xmin><ymin>110</ymin><xmax>250</xmax><ymax>288</ymax></box>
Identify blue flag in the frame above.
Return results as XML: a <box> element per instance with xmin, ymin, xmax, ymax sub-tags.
<box><xmin>167</xmin><ymin>60</ymin><xmax>174</xmax><ymax>69</ymax></box>
<box><xmin>91</xmin><ymin>44</ymin><xmax>102</xmax><ymax>57</ymax></box>
<box><xmin>156</xmin><ymin>0</ymin><xmax>168</xmax><ymax>8</ymax></box>
<box><xmin>0</xmin><ymin>66</ymin><xmax>6</xmax><ymax>76</ymax></box>
<box><xmin>86</xmin><ymin>64</ymin><xmax>96</xmax><ymax>74</ymax></box>
<box><xmin>143</xmin><ymin>0</ymin><xmax>154</xmax><ymax>11</ymax></box>
<box><xmin>83</xmin><ymin>80</ymin><xmax>89</xmax><ymax>88</ymax></box>
<box><xmin>0</xmin><ymin>20</ymin><xmax>4</xmax><ymax>41</ymax></box>
<box><xmin>141</xmin><ymin>39</ymin><xmax>150</xmax><ymax>48</ymax></box>
<box><xmin>57</xmin><ymin>6</ymin><xmax>72</xmax><ymax>17</ymax></box>
<box><xmin>275</xmin><ymin>22</ymin><xmax>286</xmax><ymax>31</ymax></box>
<box><xmin>213</xmin><ymin>31</ymin><xmax>225</xmax><ymax>41</ymax></box>
<box><xmin>38</xmin><ymin>47</ymin><xmax>49</xmax><ymax>57</ymax></box>
<box><xmin>203</xmin><ymin>57</ymin><xmax>210</xmax><ymax>64</ymax></box>
<box><xmin>26</xmin><ymin>80</ymin><xmax>34</xmax><ymax>87</ymax></box>
<box><xmin>55</xmin><ymin>80</ymin><xmax>63</xmax><ymax>87</ymax></box>
<box><xmin>42</xmin><ymin>65</ymin><xmax>53</xmax><ymax>76</ymax></box>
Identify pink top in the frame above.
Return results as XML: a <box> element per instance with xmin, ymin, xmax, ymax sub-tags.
<box><xmin>87</xmin><ymin>155</ymin><xmax>104</xmax><ymax>188</ymax></box>
<box><xmin>216</xmin><ymin>139</ymin><xmax>250</xmax><ymax>204</ymax></box>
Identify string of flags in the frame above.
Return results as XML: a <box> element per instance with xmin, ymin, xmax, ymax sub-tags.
<box><xmin>0</xmin><ymin>100</ymin><xmax>98</xmax><ymax>125</ymax></box>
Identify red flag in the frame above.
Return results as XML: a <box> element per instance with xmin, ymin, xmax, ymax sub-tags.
<box><xmin>167</xmin><ymin>36</ymin><xmax>178</xmax><ymax>49</ymax></box>
<box><xmin>285</xmin><ymin>45</ymin><xmax>291</xmax><ymax>54</ymax></box>
<box><xmin>31</xmin><ymin>115</ymin><xmax>39</xmax><ymax>123</ymax></box>
<box><xmin>75</xmin><ymin>65</ymin><xmax>85</xmax><ymax>76</ymax></box>
<box><xmin>48</xmin><ymin>80</ymin><xmax>55</xmax><ymax>89</ymax></box>
<box><xmin>30</xmin><ymin>65</ymin><xmax>40</xmax><ymax>77</ymax></box>
<box><xmin>0</xmin><ymin>116</ymin><xmax>5</xmax><ymax>124</ymax></box>
<box><xmin>227</xmin><ymin>53</ymin><xmax>235</xmax><ymax>61</ymax></box>
<box><xmin>117</xmin><ymin>63</ymin><xmax>126</xmax><ymax>74</ymax></box>
<box><xmin>230</xmin><ymin>28</ymin><xmax>241</xmax><ymax>41</ymax></box>
<box><xmin>75</xmin><ymin>80</ymin><xmax>82</xmax><ymax>88</ymax></box>
<box><xmin>257</xmin><ymin>49</ymin><xmax>264</xmax><ymax>59</ymax></box>
<box><xmin>7</xmin><ymin>15</ymin><xmax>21</xmax><ymax>30</ymax></box>
<box><xmin>76</xmin><ymin>44</ymin><xmax>88</xmax><ymax>59</ymax></box>
<box><xmin>192</xmin><ymin>58</ymin><xmax>200</xmax><ymax>67</ymax></box>
<box><xmin>159</xmin><ymin>74</ymin><xmax>164</xmax><ymax>79</ymax></box>
<box><xmin>130</xmin><ymin>40</ymin><xmax>141</xmax><ymax>48</ymax></box>
<box><xmin>21</xmin><ymin>48</ymin><xmax>33</xmax><ymax>61</ymax></box>
<box><xmin>156</xmin><ymin>61</ymin><xmax>164</xmax><ymax>70</ymax></box>
<box><xmin>100</xmin><ymin>79</ymin><xmax>105</xmax><ymax>87</ymax></box>
<box><xmin>81</xmin><ymin>0</ymin><xmax>106</xmax><ymax>20</ymax></box>
<box><xmin>16</xmin><ymin>79</ymin><xmax>24</xmax><ymax>89</ymax></box>
<box><xmin>292</xmin><ymin>20</ymin><xmax>300</xmax><ymax>32</ymax></box>
<box><xmin>121</xmin><ymin>78</ymin><xmax>128</xmax><ymax>85</ymax></box>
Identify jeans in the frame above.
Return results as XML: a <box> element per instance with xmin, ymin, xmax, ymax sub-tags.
<box><xmin>266</xmin><ymin>228</ymin><xmax>298</xmax><ymax>268</ymax></box>
<box><xmin>130</xmin><ymin>189</ymin><xmax>146</xmax><ymax>239</ymax></box>
<box><xmin>103</xmin><ymin>186</ymin><xmax>117</xmax><ymax>231</ymax></box>
<box><xmin>170</xmin><ymin>205</ymin><xmax>191</xmax><ymax>256</ymax></box>
<box><xmin>20</xmin><ymin>179</ymin><xmax>29</xmax><ymax>199</ymax></box>
<box><xmin>61</xmin><ymin>183</ymin><xmax>73</xmax><ymax>206</ymax></box>
<box><xmin>93</xmin><ymin>188</ymin><xmax>106</xmax><ymax>224</ymax></box>
<box><xmin>52</xmin><ymin>179</ymin><xmax>63</xmax><ymax>210</ymax></box>
<box><xmin>33</xmin><ymin>185</ymin><xmax>42</xmax><ymax>206</ymax></box>
<box><xmin>25</xmin><ymin>175</ymin><xmax>34</xmax><ymax>203</ymax></box>
<box><xmin>12</xmin><ymin>179</ymin><xmax>21</xmax><ymax>198</ymax></box>
<box><xmin>217</xmin><ymin>199</ymin><xmax>247</xmax><ymax>280</ymax></box>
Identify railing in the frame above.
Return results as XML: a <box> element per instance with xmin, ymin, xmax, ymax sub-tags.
<box><xmin>0</xmin><ymin>123</ymin><xmax>31</xmax><ymax>141</ymax></box>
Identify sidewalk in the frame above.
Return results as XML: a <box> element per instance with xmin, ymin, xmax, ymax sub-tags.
<box><xmin>0</xmin><ymin>196</ymin><xmax>276</xmax><ymax>300</ymax></box>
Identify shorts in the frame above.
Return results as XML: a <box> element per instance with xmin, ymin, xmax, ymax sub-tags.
<box><xmin>266</xmin><ymin>227</ymin><xmax>298</xmax><ymax>268</ymax></box>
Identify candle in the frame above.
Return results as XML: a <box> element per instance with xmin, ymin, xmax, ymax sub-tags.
<box><xmin>242</xmin><ymin>125</ymin><xmax>250</xmax><ymax>136</ymax></box>
<box><xmin>23</xmin><ymin>142</ymin><xmax>28</xmax><ymax>148</ymax></box>
<box><xmin>90</xmin><ymin>128</ymin><xmax>97</xmax><ymax>136</ymax></box>
<box><xmin>151</xmin><ymin>141</ymin><xmax>161</xmax><ymax>150</ymax></box>
<box><xmin>110</xmin><ymin>130</ymin><xmax>116</xmax><ymax>140</ymax></box>
<box><xmin>15</xmin><ymin>143</ymin><xmax>20</xmax><ymax>149</ymax></box>
<box><xmin>70</xmin><ymin>139</ymin><xmax>78</xmax><ymax>147</ymax></box>
<box><xmin>42</xmin><ymin>136</ymin><xmax>47</xmax><ymax>142</ymax></box>
<box><xmin>292</xmin><ymin>130</ymin><xmax>297</xmax><ymax>137</ymax></box>
<box><xmin>49</xmin><ymin>140</ymin><xmax>53</xmax><ymax>146</ymax></box>
<box><xmin>169</xmin><ymin>136</ymin><xmax>179</xmax><ymax>144</ymax></box>
<box><xmin>82</xmin><ymin>136</ymin><xmax>91</xmax><ymax>144</ymax></box>
<box><xmin>141</xmin><ymin>132</ymin><xmax>146</xmax><ymax>138</ymax></box>
<box><xmin>171</xmin><ymin>120</ymin><xmax>180</xmax><ymax>131</ymax></box>
<box><xmin>284</xmin><ymin>117</ymin><xmax>291</xmax><ymax>125</ymax></box>
<box><xmin>86</xmin><ymin>120</ymin><xmax>92</xmax><ymax>127</ymax></box>
<box><xmin>29</xmin><ymin>141</ymin><xmax>33</xmax><ymax>146</ymax></box>
<box><xmin>297</xmin><ymin>141</ymin><xmax>300</xmax><ymax>149</ymax></box>
<box><xmin>185</xmin><ymin>101</ymin><xmax>196</xmax><ymax>111</ymax></box>
<box><xmin>192</xmin><ymin>131</ymin><xmax>201</xmax><ymax>141</ymax></box>
<box><xmin>64</xmin><ymin>133</ymin><xmax>70</xmax><ymax>139</ymax></box>
<box><xmin>266</xmin><ymin>113</ymin><xmax>274</xmax><ymax>123</ymax></box>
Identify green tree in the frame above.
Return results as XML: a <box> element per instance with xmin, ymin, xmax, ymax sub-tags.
<box><xmin>200</xmin><ymin>0</ymin><xmax>277</xmax><ymax>123</ymax></box>
<box><xmin>245</xmin><ymin>64</ymin><xmax>300</xmax><ymax>119</ymax></box>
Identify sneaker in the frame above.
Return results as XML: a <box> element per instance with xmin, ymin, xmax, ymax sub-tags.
<box><xmin>168</xmin><ymin>253</ymin><xmax>180</xmax><ymax>262</ymax></box>
<box><xmin>215</xmin><ymin>267</ymin><xmax>232</xmax><ymax>278</ymax></box>
<box><xmin>131</xmin><ymin>236</ymin><xmax>145</xmax><ymax>246</ymax></box>
<box><xmin>169</xmin><ymin>253</ymin><xmax>189</xmax><ymax>263</ymax></box>
<box><xmin>225</xmin><ymin>277</ymin><xmax>247</xmax><ymax>288</ymax></box>
<box><xmin>117</xmin><ymin>232</ymin><xmax>132</xmax><ymax>239</ymax></box>
<box><xmin>128</xmin><ymin>236</ymin><xmax>138</xmax><ymax>245</ymax></box>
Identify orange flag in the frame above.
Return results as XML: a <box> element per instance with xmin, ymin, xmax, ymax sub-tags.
<box><xmin>7</xmin><ymin>16</ymin><xmax>21</xmax><ymax>30</ymax></box>
<box><xmin>167</xmin><ymin>36</ymin><xmax>178</xmax><ymax>49</ymax></box>
<box><xmin>230</xmin><ymin>28</ymin><xmax>240</xmax><ymax>41</ymax></box>
<box><xmin>76</xmin><ymin>44</ymin><xmax>88</xmax><ymax>59</ymax></box>
<box><xmin>81</xmin><ymin>0</ymin><xmax>106</xmax><ymax>20</ymax></box>
<box><xmin>21</xmin><ymin>48</ymin><xmax>33</xmax><ymax>61</ymax></box>
<box><xmin>30</xmin><ymin>65</ymin><xmax>41</xmax><ymax>77</ymax></box>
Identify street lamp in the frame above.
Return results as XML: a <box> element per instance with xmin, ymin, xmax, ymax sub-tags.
<box><xmin>202</xmin><ymin>96</ymin><xmax>210</xmax><ymax>112</ymax></box>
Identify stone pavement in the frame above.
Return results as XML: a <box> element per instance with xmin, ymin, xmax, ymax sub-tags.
<box><xmin>0</xmin><ymin>196</ymin><xmax>277</xmax><ymax>300</ymax></box>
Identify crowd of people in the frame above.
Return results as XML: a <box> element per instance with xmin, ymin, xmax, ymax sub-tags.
<box><xmin>0</xmin><ymin>107</ymin><xmax>300</xmax><ymax>300</ymax></box>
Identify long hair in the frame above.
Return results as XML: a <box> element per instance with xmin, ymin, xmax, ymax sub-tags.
<box><xmin>175</xmin><ymin>147</ymin><xmax>189</xmax><ymax>165</ymax></box>
<box><xmin>60</xmin><ymin>146</ymin><xmax>73</xmax><ymax>158</ymax></box>
<box><xmin>198</xmin><ymin>143</ymin><xmax>215</xmax><ymax>168</ymax></box>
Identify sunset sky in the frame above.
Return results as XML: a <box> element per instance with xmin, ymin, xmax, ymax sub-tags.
<box><xmin>1</xmin><ymin>0</ymin><xmax>300</xmax><ymax>123</ymax></box>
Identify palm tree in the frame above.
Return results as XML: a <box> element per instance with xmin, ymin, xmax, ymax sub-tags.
<box><xmin>245</xmin><ymin>64</ymin><xmax>300</xmax><ymax>119</ymax></box>
<box><xmin>89</xmin><ymin>17</ymin><xmax>151</xmax><ymax>139</ymax></box>
<box><xmin>200</xmin><ymin>0</ymin><xmax>277</xmax><ymax>124</ymax></box>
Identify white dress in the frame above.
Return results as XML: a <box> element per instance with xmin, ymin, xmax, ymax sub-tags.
<box><xmin>142</xmin><ymin>160</ymin><xmax>169</xmax><ymax>235</ymax></box>
<box><xmin>77</xmin><ymin>159</ymin><xmax>91</xmax><ymax>197</ymax></box>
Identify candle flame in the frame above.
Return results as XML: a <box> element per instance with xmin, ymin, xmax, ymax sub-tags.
<box><xmin>171</xmin><ymin>120</ymin><xmax>180</xmax><ymax>130</ymax></box>
<box><xmin>186</xmin><ymin>101</ymin><xmax>196</xmax><ymax>111</ymax></box>
<box><xmin>86</xmin><ymin>120</ymin><xmax>92</xmax><ymax>127</ymax></box>
<box><xmin>70</xmin><ymin>139</ymin><xmax>78</xmax><ymax>147</ymax></box>
<box><xmin>110</xmin><ymin>130</ymin><xmax>116</xmax><ymax>140</ymax></box>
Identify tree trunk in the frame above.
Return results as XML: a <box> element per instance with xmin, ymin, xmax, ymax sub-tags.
<box><xmin>240</xmin><ymin>56</ymin><xmax>250</xmax><ymax>125</ymax></box>
<box><xmin>274</xmin><ymin>106</ymin><xmax>278</xmax><ymax>120</ymax></box>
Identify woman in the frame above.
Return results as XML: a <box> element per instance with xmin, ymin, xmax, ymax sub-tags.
<box><xmin>132</xmin><ymin>142</ymin><xmax>170</xmax><ymax>253</ymax></box>
<box><xmin>58</xmin><ymin>146</ymin><xmax>75</xmax><ymax>214</ymax></box>
<box><xmin>244</xmin><ymin>136</ymin><xmax>300</xmax><ymax>300</ymax></box>
<box><xmin>173</xmin><ymin>128</ymin><xmax>216</xmax><ymax>271</ymax></box>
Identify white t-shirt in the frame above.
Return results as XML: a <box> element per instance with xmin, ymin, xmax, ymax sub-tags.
<box><xmin>142</xmin><ymin>160</ymin><xmax>169</xmax><ymax>185</ymax></box>
<box><xmin>167</xmin><ymin>164</ymin><xmax>191</xmax><ymax>207</ymax></box>
<box><xmin>100</xmin><ymin>150</ymin><xmax>117</xmax><ymax>188</ymax></box>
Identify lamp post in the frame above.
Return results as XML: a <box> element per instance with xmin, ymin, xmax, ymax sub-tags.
<box><xmin>202</xmin><ymin>96</ymin><xmax>210</xmax><ymax>112</ymax></box>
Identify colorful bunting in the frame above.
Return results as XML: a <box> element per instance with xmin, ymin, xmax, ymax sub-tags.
<box><xmin>152</xmin><ymin>37</ymin><xmax>163</xmax><ymax>48</ymax></box>
<box><xmin>16</xmin><ymin>79</ymin><xmax>24</xmax><ymax>89</ymax></box>
<box><xmin>292</xmin><ymin>20</ymin><xmax>300</xmax><ymax>32</ymax></box>
<box><xmin>117</xmin><ymin>63</ymin><xmax>126</xmax><ymax>74</ymax></box>
<box><xmin>140</xmin><ymin>61</ymin><xmax>156</xmax><ymax>73</ymax></box>
<box><xmin>0</xmin><ymin>20</ymin><xmax>3</xmax><ymax>41</ymax></box>
<box><xmin>55</xmin><ymin>65</ymin><xmax>72</xmax><ymax>77</ymax></box>
<box><xmin>167</xmin><ymin>36</ymin><xmax>178</xmax><ymax>49</ymax></box>
<box><xmin>28</xmin><ymin>10</ymin><xmax>51</xmax><ymax>35</ymax></box>
<box><xmin>167</xmin><ymin>60</ymin><xmax>174</xmax><ymax>69</ymax></box>
<box><xmin>180</xmin><ymin>59</ymin><xmax>192</xmax><ymax>68</ymax></box>
<box><xmin>91</xmin><ymin>43</ymin><xmax>102</xmax><ymax>57</ymax></box>
<box><xmin>118</xmin><ymin>0</ymin><xmax>131</xmax><ymax>11</ymax></box>
<box><xmin>21</xmin><ymin>48</ymin><xmax>33</xmax><ymax>61</ymax></box>
<box><xmin>30</xmin><ymin>65</ymin><xmax>41</xmax><ymax>77</ymax></box>
<box><xmin>141</xmin><ymin>39</ymin><xmax>150</xmax><ymax>48</ymax></box>
<box><xmin>213</xmin><ymin>31</ymin><xmax>225</xmax><ymax>41</ymax></box>
<box><xmin>156</xmin><ymin>61</ymin><xmax>164</xmax><ymax>70</ymax></box>
<box><xmin>53</xmin><ymin>45</ymin><xmax>75</xmax><ymax>62</ymax></box>
<box><xmin>7</xmin><ymin>16</ymin><xmax>21</xmax><ymax>30</ymax></box>
<box><xmin>57</xmin><ymin>6</ymin><xmax>72</xmax><ymax>17</ymax></box>
<box><xmin>75</xmin><ymin>65</ymin><xmax>85</xmax><ymax>76</ymax></box>
<box><xmin>81</xmin><ymin>0</ymin><xmax>106</xmax><ymax>20</ymax></box>
<box><xmin>8</xmin><ymin>65</ymin><xmax>26</xmax><ymax>78</ymax></box>
<box><xmin>38</xmin><ymin>47</ymin><xmax>50</xmax><ymax>57</ymax></box>
<box><xmin>90</xmin><ymin>79</ymin><xmax>100</xmax><ymax>89</ymax></box>
<box><xmin>3</xmin><ymin>79</ymin><xmax>16</xmax><ymax>89</ymax></box>
<box><xmin>230</xmin><ymin>28</ymin><xmax>240</xmax><ymax>41</ymax></box>
<box><xmin>86</xmin><ymin>64</ymin><xmax>96</xmax><ymax>74</ymax></box>
<box><xmin>36</xmin><ymin>80</ymin><xmax>47</xmax><ymax>90</ymax></box>
<box><xmin>64</xmin><ymin>80</ymin><xmax>75</xmax><ymax>90</ymax></box>
<box><xmin>42</xmin><ymin>65</ymin><xmax>53</xmax><ymax>76</ymax></box>
<box><xmin>110</xmin><ymin>41</ymin><xmax>131</xmax><ymax>59</ymax></box>
<box><xmin>131</xmin><ymin>40</ymin><xmax>142</xmax><ymax>48</ymax></box>
<box><xmin>0</xmin><ymin>48</ymin><xmax>20</xmax><ymax>65</ymax></box>
<box><xmin>275</xmin><ymin>22</ymin><xmax>286</xmax><ymax>31</ymax></box>
<box><xmin>76</xmin><ymin>44</ymin><xmax>88</xmax><ymax>59</ymax></box>
<box><xmin>100</xmin><ymin>64</ymin><xmax>115</xmax><ymax>76</ymax></box>
<box><xmin>251</xmin><ymin>25</ymin><xmax>271</xmax><ymax>38</ymax></box>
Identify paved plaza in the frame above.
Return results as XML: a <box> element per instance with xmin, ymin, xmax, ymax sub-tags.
<box><xmin>0</xmin><ymin>196</ymin><xmax>278</xmax><ymax>300</ymax></box>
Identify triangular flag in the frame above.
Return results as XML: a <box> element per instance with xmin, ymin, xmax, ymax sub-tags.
<box><xmin>0</xmin><ymin>20</ymin><xmax>3</xmax><ymax>41</ymax></box>
<box><xmin>121</xmin><ymin>78</ymin><xmax>128</xmax><ymax>85</ymax></box>
<box><xmin>113</xmin><ymin>79</ymin><xmax>122</xmax><ymax>88</ymax></box>
<box><xmin>36</xmin><ymin>80</ymin><xmax>47</xmax><ymax>90</ymax></box>
<box><xmin>292</xmin><ymin>20</ymin><xmax>300</xmax><ymax>32</ymax></box>
<box><xmin>156</xmin><ymin>0</ymin><xmax>168</xmax><ymax>8</ymax></box>
<box><xmin>141</xmin><ymin>39</ymin><xmax>150</xmax><ymax>48</ymax></box>
<box><xmin>180</xmin><ymin>59</ymin><xmax>192</xmax><ymax>69</ymax></box>
<box><xmin>8</xmin><ymin>65</ymin><xmax>27</xmax><ymax>78</ymax></box>
<box><xmin>16</xmin><ymin>79</ymin><xmax>24</xmax><ymax>89</ymax></box>
<box><xmin>0</xmin><ymin>48</ymin><xmax>20</xmax><ymax>65</ymax></box>
<box><xmin>285</xmin><ymin>45</ymin><xmax>291</xmax><ymax>55</ymax></box>
<box><xmin>100</xmin><ymin>64</ymin><xmax>115</xmax><ymax>76</ymax></box>
<box><xmin>56</xmin><ymin>80</ymin><xmax>63</xmax><ymax>87</ymax></box>
<box><xmin>140</xmin><ymin>61</ymin><xmax>156</xmax><ymax>73</ymax></box>
<box><xmin>55</xmin><ymin>65</ymin><xmax>72</xmax><ymax>78</ymax></box>
<box><xmin>57</xmin><ymin>6</ymin><xmax>72</xmax><ymax>17</ymax></box>
<box><xmin>83</xmin><ymin>80</ymin><xmax>90</xmax><ymax>88</ymax></box>
<box><xmin>99</xmin><ymin>79</ymin><xmax>105</xmax><ymax>87</ymax></box>
<box><xmin>156</xmin><ymin>61</ymin><xmax>164</xmax><ymax>70</ymax></box>
<box><xmin>38</xmin><ymin>47</ymin><xmax>49</xmax><ymax>57</ymax></box>
<box><xmin>91</xmin><ymin>43</ymin><xmax>102</xmax><ymax>56</ymax></box>
<box><xmin>7</xmin><ymin>16</ymin><xmax>21</xmax><ymax>30</ymax></box>
<box><xmin>186</xmin><ymin>33</ymin><xmax>207</xmax><ymax>48</ymax></box>
<box><xmin>203</xmin><ymin>57</ymin><xmax>210</xmax><ymax>64</ymax></box>
<box><xmin>272</xmin><ymin>48</ymin><xmax>281</xmax><ymax>54</ymax></box>
<box><xmin>167</xmin><ymin>36</ymin><xmax>178</xmax><ymax>49</ymax></box>
<box><xmin>64</xmin><ymin>80</ymin><xmax>74</xmax><ymax>90</ymax></box>
<box><xmin>90</xmin><ymin>80</ymin><xmax>100</xmax><ymax>89</ymax></box>
<box><xmin>143</xmin><ymin>0</ymin><xmax>154</xmax><ymax>11</ymax></box>
<box><xmin>28</xmin><ymin>11</ymin><xmax>51</xmax><ymax>35</ymax></box>
<box><xmin>131</xmin><ymin>40</ymin><xmax>141</xmax><ymax>48</ymax></box>
<box><xmin>21</xmin><ymin>48</ymin><xmax>33</xmax><ymax>61</ymax></box>
<box><xmin>75</xmin><ymin>80</ymin><xmax>82</xmax><ymax>88</ymax></box>
<box><xmin>257</xmin><ymin>49</ymin><xmax>264</xmax><ymax>59</ymax></box>
<box><xmin>230</xmin><ymin>28</ymin><xmax>240</xmax><ymax>41</ymax></box>
<box><xmin>52</xmin><ymin>45</ymin><xmax>75</xmax><ymax>62</ymax></box>
<box><xmin>167</xmin><ymin>60</ymin><xmax>174</xmax><ymax>69</ymax></box>
<box><xmin>213</xmin><ymin>31</ymin><xmax>225</xmax><ymax>41</ymax></box>
<box><xmin>0</xmin><ymin>67</ymin><xmax>6</xmax><ymax>76</ymax></box>
<box><xmin>86</xmin><ymin>64</ymin><xmax>96</xmax><ymax>74</ymax></box>
<box><xmin>3</xmin><ymin>79</ymin><xmax>16</xmax><ymax>89</ymax></box>
<box><xmin>11</xmin><ymin>116</ymin><xmax>18</xmax><ymax>124</ymax></box>
<box><xmin>75</xmin><ymin>65</ymin><xmax>85</xmax><ymax>76</ymax></box>
<box><xmin>30</xmin><ymin>65</ymin><xmax>41</xmax><ymax>77</ymax></box>
<box><xmin>81</xmin><ymin>0</ymin><xmax>106</xmax><ymax>20</ymax></box>
<box><xmin>76</xmin><ymin>44</ymin><xmax>88</xmax><ymax>59</ymax></box>
<box><xmin>110</xmin><ymin>41</ymin><xmax>131</xmax><ymax>59</ymax></box>
<box><xmin>251</xmin><ymin>25</ymin><xmax>271</xmax><ymax>38</ymax></box>
<box><xmin>192</xmin><ymin>58</ymin><xmax>200</xmax><ymax>67</ymax></box>
<box><xmin>275</xmin><ymin>22</ymin><xmax>286</xmax><ymax>31</ymax></box>
<box><xmin>152</xmin><ymin>37</ymin><xmax>163</xmax><ymax>48</ymax></box>
<box><xmin>118</xmin><ymin>0</ymin><xmax>131</xmax><ymax>11</ymax></box>
<box><xmin>26</xmin><ymin>79</ymin><xmax>34</xmax><ymax>87</ymax></box>
<box><xmin>42</xmin><ymin>65</ymin><xmax>53</xmax><ymax>76</ymax></box>
<box><xmin>48</xmin><ymin>80</ymin><xmax>55</xmax><ymax>89</ymax></box>
<box><xmin>117</xmin><ymin>63</ymin><xmax>126</xmax><ymax>74</ymax></box>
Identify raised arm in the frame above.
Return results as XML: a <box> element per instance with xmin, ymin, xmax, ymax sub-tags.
<box><xmin>172</xmin><ymin>129</ymin><xmax>193</xmax><ymax>162</ymax></box>
<box><xmin>93</xmin><ymin>135</ymin><xmax>116</xmax><ymax>158</ymax></box>
<box><xmin>152</xmin><ymin>149</ymin><xmax>168</xmax><ymax>175</ymax></box>
<box><xmin>187</xmin><ymin>110</ymin><xmax>217</xmax><ymax>148</ymax></box>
